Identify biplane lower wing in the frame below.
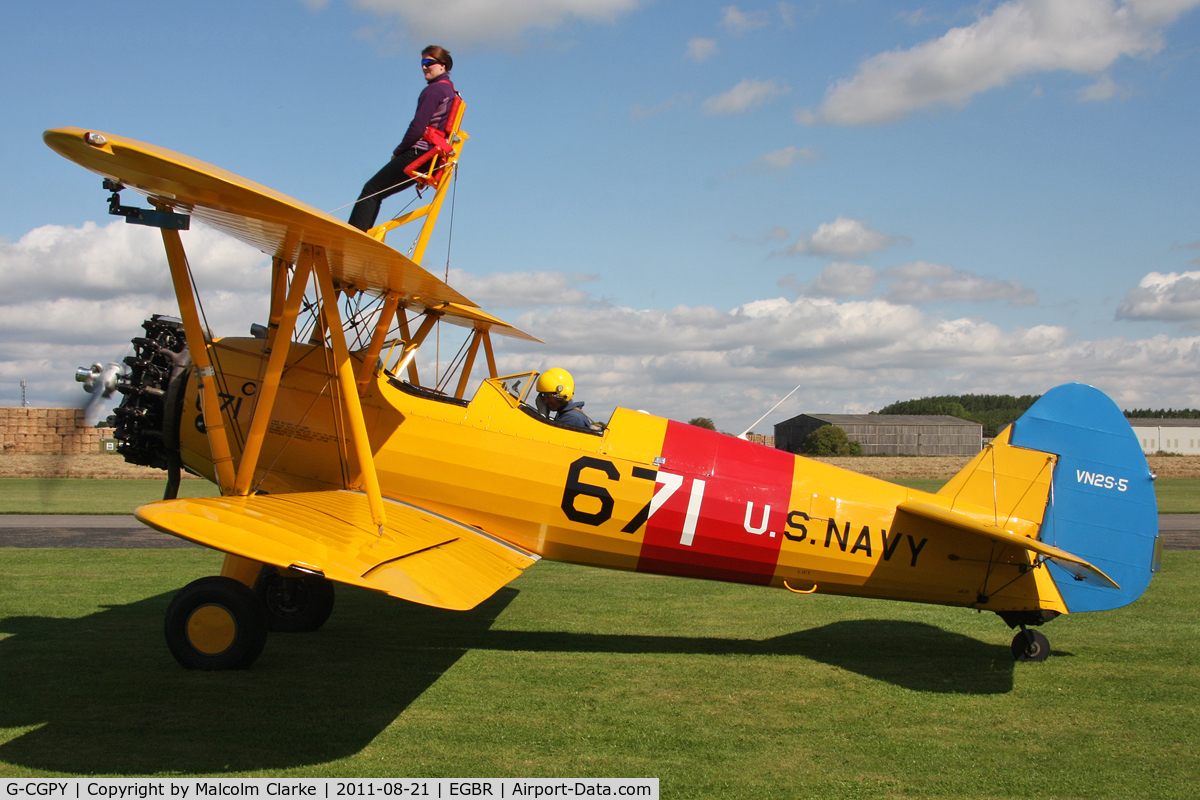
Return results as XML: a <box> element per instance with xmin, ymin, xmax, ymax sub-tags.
<box><xmin>895</xmin><ymin>501</ymin><xmax>1120</xmax><ymax>590</ymax></box>
<box><xmin>136</xmin><ymin>491</ymin><xmax>539</xmax><ymax>610</ymax></box>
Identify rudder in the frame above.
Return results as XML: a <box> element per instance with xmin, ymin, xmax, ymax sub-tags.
<box><xmin>1009</xmin><ymin>383</ymin><xmax>1159</xmax><ymax>612</ymax></box>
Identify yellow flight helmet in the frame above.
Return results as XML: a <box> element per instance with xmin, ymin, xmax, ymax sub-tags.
<box><xmin>536</xmin><ymin>368</ymin><xmax>575</xmax><ymax>402</ymax></box>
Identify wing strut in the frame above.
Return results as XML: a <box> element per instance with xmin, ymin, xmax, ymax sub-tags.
<box><xmin>233</xmin><ymin>249</ymin><xmax>314</xmax><ymax>496</ymax></box>
<box><xmin>313</xmin><ymin>246</ymin><xmax>388</xmax><ymax>533</ymax></box>
<box><xmin>161</xmin><ymin>227</ymin><xmax>237</xmax><ymax>495</ymax></box>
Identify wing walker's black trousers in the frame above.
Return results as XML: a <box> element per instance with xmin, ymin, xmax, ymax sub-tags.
<box><xmin>348</xmin><ymin>147</ymin><xmax>426</xmax><ymax>231</ymax></box>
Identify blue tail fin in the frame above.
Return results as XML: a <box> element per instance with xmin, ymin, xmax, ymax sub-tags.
<box><xmin>1009</xmin><ymin>383</ymin><xmax>1159</xmax><ymax>613</ymax></box>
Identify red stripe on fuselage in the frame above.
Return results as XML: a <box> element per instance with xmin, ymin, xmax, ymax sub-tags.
<box><xmin>637</xmin><ymin>421</ymin><xmax>794</xmax><ymax>584</ymax></box>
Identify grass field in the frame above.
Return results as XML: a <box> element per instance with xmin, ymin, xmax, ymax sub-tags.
<box><xmin>0</xmin><ymin>548</ymin><xmax>1195</xmax><ymax>796</ymax></box>
<box><xmin>3</xmin><ymin>476</ymin><xmax>1197</xmax><ymax>514</ymax></box>
<box><xmin>0</xmin><ymin>478</ymin><xmax>220</xmax><ymax>514</ymax></box>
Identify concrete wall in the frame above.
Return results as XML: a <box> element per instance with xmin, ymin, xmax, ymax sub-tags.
<box><xmin>0</xmin><ymin>407</ymin><xmax>115</xmax><ymax>454</ymax></box>
<box><xmin>1130</xmin><ymin>424</ymin><xmax>1200</xmax><ymax>455</ymax></box>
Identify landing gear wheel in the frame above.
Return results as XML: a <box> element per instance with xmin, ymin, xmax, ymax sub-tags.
<box><xmin>164</xmin><ymin>576</ymin><xmax>269</xmax><ymax>670</ymax></box>
<box><xmin>254</xmin><ymin>566</ymin><xmax>335</xmax><ymax>633</ymax></box>
<box><xmin>1011</xmin><ymin>629</ymin><xmax>1051</xmax><ymax>662</ymax></box>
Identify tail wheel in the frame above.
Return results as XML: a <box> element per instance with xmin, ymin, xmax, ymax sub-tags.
<box><xmin>1011</xmin><ymin>629</ymin><xmax>1051</xmax><ymax>662</ymax></box>
<box><xmin>164</xmin><ymin>576</ymin><xmax>269</xmax><ymax>670</ymax></box>
<box><xmin>254</xmin><ymin>566</ymin><xmax>335</xmax><ymax>633</ymax></box>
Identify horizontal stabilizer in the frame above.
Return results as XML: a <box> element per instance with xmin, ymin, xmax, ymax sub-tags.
<box><xmin>136</xmin><ymin>490</ymin><xmax>539</xmax><ymax>610</ymax></box>
<box><xmin>896</xmin><ymin>501</ymin><xmax>1120</xmax><ymax>590</ymax></box>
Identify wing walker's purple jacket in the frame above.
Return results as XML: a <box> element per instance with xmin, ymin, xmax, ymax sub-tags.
<box><xmin>395</xmin><ymin>73</ymin><xmax>456</xmax><ymax>156</ymax></box>
<box><xmin>348</xmin><ymin>72</ymin><xmax>456</xmax><ymax>231</ymax></box>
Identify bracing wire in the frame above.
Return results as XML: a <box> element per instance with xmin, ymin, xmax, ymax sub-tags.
<box><xmin>435</xmin><ymin>334</ymin><xmax>473</xmax><ymax>395</ymax></box>
<box><xmin>444</xmin><ymin>162</ymin><xmax>459</xmax><ymax>283</ymax></box>
<box><xmin>186</xmin><ymin>255</ymin><xmax>246</xmax><ymax>453</ymax></box>
<box><xmin>435</xmin><ymin>164</ymin><xmax>462</xmax><ymax>389</ymax></box>
<box><xmin>327</xmin><ymin>160</ymin><xmax>452</xmax><ymax>217</ymax></box>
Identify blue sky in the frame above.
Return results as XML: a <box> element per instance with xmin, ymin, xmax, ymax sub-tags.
<box><xmin>3</xmin><ymin>0</ymin><xmax>1199</xmax><ymax>431</ymax></box>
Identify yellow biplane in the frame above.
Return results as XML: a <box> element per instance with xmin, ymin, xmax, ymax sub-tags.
<box><xmin>44</xmin><ymin>123</ymin><xmax>1160</xmax><ymax>670</ymax></box>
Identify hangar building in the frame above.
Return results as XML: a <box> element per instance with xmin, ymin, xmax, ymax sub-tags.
<box><xmin>774</xmin><ymin>413</ymin><xmax>983</xmax><ymax>456</ymax></box>
<box><xmin>1128</xmin><ymin>419</ymin><xmax>1200</xmax><ymax>455</ymax></box>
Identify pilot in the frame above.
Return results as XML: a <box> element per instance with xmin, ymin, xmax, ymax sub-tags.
<box><xmin>349</xmin><ymin>45</ymin><xmax>457</xmax><ymax>231</ymax></box>
<box><xmin>536</xmin><ymin>368</ymin><xmax>592</xmax><ymax>430</ymax></box>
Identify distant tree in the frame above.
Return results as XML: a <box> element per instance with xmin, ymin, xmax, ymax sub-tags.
<box><xmin>688</xmin><ymin>417</ymin><xmax>717</xmax><ymax>430</ymax></box>
<box><xmin>1125</xmin><ymin>409</ymin><xmax>1200</xmax><ymax>418</ymax></box>
<box><xmin>802</xmin><ymin>425</ymin><xmax>862</xmax><ymax>456</ymax></box>
<box><xmin>876</xmin><ymin>393</ymin><xmax>1040</xmax><ymax>437</ymax></box>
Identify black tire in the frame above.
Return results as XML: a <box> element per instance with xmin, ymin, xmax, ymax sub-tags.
<box><xmin>1011</xmin><ymin>629</ymin><xmax>1051</xmax><ymax>662</ymax></box>
<box><xmin>164</xmin><ymin>576</ymin><xmax>269</xmax><ymax>670</ymax></box>
<box><xmin>254</xmin><ymin>566</ymin><xmax>335</xmax><ymax>633</ymax></box>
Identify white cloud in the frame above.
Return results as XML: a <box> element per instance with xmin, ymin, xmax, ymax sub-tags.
<box><xmin>0</xmin><ymin>221</ymin><xmax>266</xmax><ymax>304</ymax></box>
<box><xmin>349</xmin><ymin>0</ymin><xmax>642</xmax><ymax>46</ymax></box>
<box><xmin>755</xmin><ymin>145</ymin><xmax>821</xmax><ymax>171</ymax></box>
<box><xmin>899</xmin><ymin>8</ymin><xmax>934</xmax><ymax>26</ymax></box>
<box><xmin>778</xmin><ymin>2</ymin><xmax>796</xmax><ymax>27</ymax></box>
<box><xmin>780</xmin><ymin>259</ymin><xmax>1036</xmax><ymax>306</ymax></box>
<box><xmin>883</xmin><ymin>261</ymin><xmax>1039</xmax><ymax>306</ymax></box>
<box><xmin>721</xmin><ymin>5</ymin><xmax>770</xmax><ymax>35</ymax></box>
<box><xmin>720</xmin><ymin>146</ymin><xmax>822</xmax><ymax>182</ymax></box>
<box><xmin>0</xmin><ymin>220</ymin><xmax>271</xmax><ymax>409</ymax></box>
<box><xmin>8</xmin><ymin>224</ymin><xmax>1200</xmax><ymax>430</ymax></box>
<box><xmin>783</xmin><ymin>216</ymin><xmax>902</xmax><ymax>257</ymax></box>
<box><xmin>1116</xmin><ymin>270</ymin><xmax>1200</xmax><ymax>320</ymax></box>
<box><xmin>797</xmin><ymin>0</ymin><xmax>1200</xmax><ymax>125</ymax></box>
<box><xmin>686</xmin><ymin>37</ymin><xmax>719</xmax><ymax>61</ymax></box>
<box><xmin>806</xmin><ymin>262</ymin><xmax>879</xmax><ymax>297</ymax></box>
<box><xmin>494</xmin><ymin>295</ymin><xmax>1200</xmax><ymax>426</ymax></box>
<box><xmin>1078</xmin><ymin>73</ymin><xmax>1125</xmax><ymax>100</ymax></box>
<box><xmin>1170</xmin><ymin>240</ymin><xmax>1200</xmax><ymax>266</ymax></box>
<box><xmin>447</xmin><ymin>269</ymin><xmax>597</xmax><ymax>309</ymax></box>
<box><xmin>702</xmin><ymin>78</ymin><xmax>789</xmax><ymax>115</ymax></box>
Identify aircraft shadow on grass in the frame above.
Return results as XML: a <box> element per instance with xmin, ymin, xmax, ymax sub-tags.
<box><xmin>0</xmin><ymin>587</ymin><xmax>1015</xmax><ymax>774</ymax></box>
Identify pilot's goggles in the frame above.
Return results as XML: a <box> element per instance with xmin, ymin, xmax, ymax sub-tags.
<box><xmin>421</xmin><ymin>58</ymin><xmax>441</xmax><ymax>67</ymax></box>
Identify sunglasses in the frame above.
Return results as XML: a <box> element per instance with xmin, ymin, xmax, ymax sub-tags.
<box><xmin>421</xmin><ymin>58</ymin><xmax>442</xmax><ymax>67</ymax></box>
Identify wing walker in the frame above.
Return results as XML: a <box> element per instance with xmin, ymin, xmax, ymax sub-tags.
<box><xmin>44</xmin><ymin>121</ymin><xmax>1161</xmax><ymax>670</ymax></box>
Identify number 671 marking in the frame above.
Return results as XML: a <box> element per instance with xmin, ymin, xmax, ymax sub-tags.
<box><xmin>561</xmin><ymin>457</ymin><xmax>706</xmax><ymax>546</ymax></box>
<box><xmin>622</xmin><ymin>468</ymin><xmax>706</xmax><ymax>546</ymax></box>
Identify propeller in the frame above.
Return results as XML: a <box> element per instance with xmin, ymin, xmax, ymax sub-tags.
<box><xmin>75</xmin><ymin>358</ymin><xmax>129</xmax><ymax>426</ymax></box>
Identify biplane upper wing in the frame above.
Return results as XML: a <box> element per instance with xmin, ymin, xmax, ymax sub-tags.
<box><xmin>136</xmin><ymin>491</ymin><xmax>539</xmax><ymax>610</ymax></box>
<box><xmin>896</xmin><ymin>500</ymin><xmax>1120</xmax><ymax>590</ymax></box>
<box><xmin>43</xmin><ymin>127</ymin><xmax>539</xmax><ymax>341</ymax></box>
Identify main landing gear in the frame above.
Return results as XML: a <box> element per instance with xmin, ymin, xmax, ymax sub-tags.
<box><xmin>254</xmin><ymin>565</ymin><xmax>336</xmax><ymax>633</ymax></box>
<box><xmin>163</xmin><ymin>567</ymin><xmax>336</xmax><ymax>669</ymax></box>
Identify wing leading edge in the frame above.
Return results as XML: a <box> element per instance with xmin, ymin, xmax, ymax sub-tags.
<box><xmin>42</xmin><ymin>127</ymin><xmax>539</xmax><ymax>342</ymax></box>
<box><xmin>136</xmin><ymin>491</ymin><xmax>539</xmax><ymax>610</ymax></box>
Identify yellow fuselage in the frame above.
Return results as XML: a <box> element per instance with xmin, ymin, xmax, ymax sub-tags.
<box><xmin>180</xmin><ymin>338</ymin><xmax>1066</xmax><ymax>615</ymax></box>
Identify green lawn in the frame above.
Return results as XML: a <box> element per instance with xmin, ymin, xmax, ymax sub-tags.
<box><xmin>1152</xmin><ymin>478</ymin><xmax>1200</xmax><ymax>514</ymax></box>
<box><xmin>0</xmin><ymin>478</ymin><xmax>220</xmax><ymax>514</ymax></box>
<box><xmin>0</xmin><ymin>549</ymin><xmax>1195</xmax><ymax>796</ymax></box>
